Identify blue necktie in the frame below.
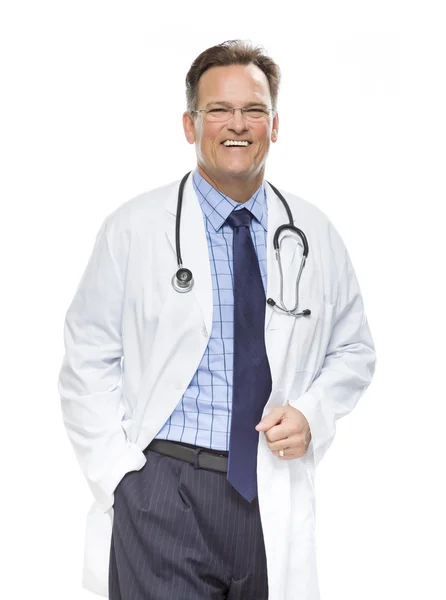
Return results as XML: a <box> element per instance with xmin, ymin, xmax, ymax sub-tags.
<box><xmin>226</xmin><ymin>208</ymin><xmax>272</xmax><ymax>502</ymax></box>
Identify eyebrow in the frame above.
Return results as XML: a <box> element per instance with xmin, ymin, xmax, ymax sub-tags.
<box><xmin>205</xmin><ymin>101</ymin><xmax>268</xmax><ymax>109</ymax></box>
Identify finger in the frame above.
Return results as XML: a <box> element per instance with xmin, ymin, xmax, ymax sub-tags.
<box><xmin>263</xmin><ymin>423</ymin><xmax>295</xmax><ymax>443</ymax></box>
<box><xmin>255</xmin><ymin>407</ymin><xmax>287</xmax><ymax>431</ymax></box>
<box><xmin>269</xmin><ymin>435</ymin><xmax>309</xmax><ymax>458</ymax></box>
<box><xmin>268</xmin><ymin>433</ymin><xmax>299</xmax><ymax>452</ymax></box>
<box><xmin>275</xmin><ymin>447</ymin><xmax>300</xmax><ymax>460</ymax></box>
<box><xmin>275</xmin><ymin>447</ymin><xmax>307</xmax><ymax>460</ymax></box>
<box><xmin>268</xmin><ymin>426</ymin><xmax>310</xmax><ymax>449</ymax></box>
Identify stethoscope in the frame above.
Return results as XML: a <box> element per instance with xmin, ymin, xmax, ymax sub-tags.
<box><xmin>172</xmin><ymin>171</ymin><xmax>311</xmax><ymax>318</ymax></box>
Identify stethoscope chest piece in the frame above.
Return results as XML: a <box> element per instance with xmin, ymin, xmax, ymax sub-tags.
<box><xmin>172</xmin><ymin>267</ymin><xmax>194</xmax><ymax>293</ymax></box>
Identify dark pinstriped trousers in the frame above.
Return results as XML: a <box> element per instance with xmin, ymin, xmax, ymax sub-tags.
<box><xmin>109</xmin><ymin>444</ymin><xmax>269</xmax><ymax>599</ymax></box>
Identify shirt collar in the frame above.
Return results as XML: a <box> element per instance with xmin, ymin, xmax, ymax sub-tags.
<box><xmin>192</xmin><ymin>167</ymin><xmax>267</xmax><ymax>232</ymax></box>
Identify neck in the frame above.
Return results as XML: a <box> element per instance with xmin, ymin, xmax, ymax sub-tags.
<box><xmin>197</xmin><ymin>165</ymin><xmax>263</xmax><ymax>203</ymax></box>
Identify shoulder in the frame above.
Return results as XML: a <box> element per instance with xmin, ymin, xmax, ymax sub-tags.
<box><xmin>108</xmin><ymin>179</ymin><xmax>179</xmax><ymax>224</ymax></box>
<box><xmin>96</xmin><ymin>179</ymin><xmax>180</xmax><ymax>242</ymax></box>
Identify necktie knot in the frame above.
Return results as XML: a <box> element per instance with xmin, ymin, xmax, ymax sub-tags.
<box><xmin>226</xmin><ymin>208</ymin><xmax>253</xmax><ymax>230</ymax></box>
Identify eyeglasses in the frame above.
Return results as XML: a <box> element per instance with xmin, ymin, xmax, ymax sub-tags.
<box><xmin>191</xmin><ymin>106</ymin><xmax>275</xmax><ymax>123</ymax></box>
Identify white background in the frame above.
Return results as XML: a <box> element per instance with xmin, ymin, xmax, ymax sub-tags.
<box><xmin>1</xmin><ymin>1</ymin><xmax>445</xmax><ymax>598</ymax></box>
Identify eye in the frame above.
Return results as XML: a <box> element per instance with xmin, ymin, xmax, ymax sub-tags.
<box><xmin>208</xmin><ymin>108</ymin><xmax>228</xmax><ymax>114</ymax></box>
<box><xmin>246</xmin><ymin>108</ymin><xmax>267</xmax><ymax>114</ymax></box>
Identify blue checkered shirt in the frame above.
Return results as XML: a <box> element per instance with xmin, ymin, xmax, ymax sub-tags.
<box><xmin>154</xmin><ymin>167</ymin><xmax>268</xmax><ymax>450</ymax></box>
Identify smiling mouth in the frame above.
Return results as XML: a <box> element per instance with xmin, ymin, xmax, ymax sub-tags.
<box><xmin>221</xmin><ymin>144</ymin><xmax>252</xmax><ymax>149</ymax></box>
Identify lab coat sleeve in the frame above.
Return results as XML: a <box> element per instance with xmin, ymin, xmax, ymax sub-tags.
<box><xmin>289</xmin><ymin>243</ymin><xmax>376</xmax><ymax>467</ymax></box>
<box><xmin>58</xmin><ymin>212</ymin><xmax>146</xmax><ymax>513</ymax></box>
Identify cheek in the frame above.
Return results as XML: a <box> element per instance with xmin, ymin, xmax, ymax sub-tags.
<box><xmin>256</xmin><ymin>133</ymin><xmax>271</xmax><ymax>153</ymax></box>
<box><xmin>200</xmin><ymin>128</ymin><xmax>220</xmax><ymax>151</ymax></box>
<box><xmin>196</xmin><ymin>135</ymin><xmax>213</xmax><ymax>159</ymax></box>
<box><xmin>257</xmin><ymin>125</ymin><xmax>272</xmax><ymax>144</ymax></box>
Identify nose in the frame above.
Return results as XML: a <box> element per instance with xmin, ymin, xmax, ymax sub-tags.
<box><xmin>227</xmin><ymin>109</ymin><xmax>249</xmax><ymax>133</ymax></box>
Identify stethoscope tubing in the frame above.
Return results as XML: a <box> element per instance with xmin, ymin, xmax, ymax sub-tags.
<box><xmin>172</xmin><ymin>171</ymin><xmax>310</xmax><ymax>316</ymax></box>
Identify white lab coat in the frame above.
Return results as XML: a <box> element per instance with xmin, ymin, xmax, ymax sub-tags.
<box><xmin>58</xmin><ymin>173</ymin><xmax>375</xmax><ymax>599</ymax></box>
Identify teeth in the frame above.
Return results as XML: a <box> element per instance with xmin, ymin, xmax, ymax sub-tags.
<box><xmin>223</xmin><ymin>140</ymin><xmax>250</xmax><ymax>146</ymax></box>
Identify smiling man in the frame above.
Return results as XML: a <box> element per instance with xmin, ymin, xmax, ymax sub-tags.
<box><xmin>183</xmin><ymin>62</ymin><xmax>279</xmax><ymax>202</ymax></box>
<box><xmin>59</xmin><ymin>40</ymin><xmax>375</xmax><ymax>600</ymax></box>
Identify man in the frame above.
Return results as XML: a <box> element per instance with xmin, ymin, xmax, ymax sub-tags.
<box><xmin>58</xmin><ymin>39</ymin><xmax>375</xmax><ymax>600</ymax></box>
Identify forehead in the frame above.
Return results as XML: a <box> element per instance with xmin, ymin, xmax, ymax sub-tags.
<box><xmin>197</xmin><ymin>63</ymin><xmax>271</xmax><ymax>106</ymax></box>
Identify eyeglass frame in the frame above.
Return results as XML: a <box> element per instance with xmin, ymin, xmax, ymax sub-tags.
<box><xmin>190</xmin><ymin>106</ymin><xmax>277</xmax><ymax>121</ymax></box>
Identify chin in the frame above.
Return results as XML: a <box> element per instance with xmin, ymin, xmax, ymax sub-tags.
<box><xmin>219</xmin><ymin>169</ymin><xmax>251</xmax><ymax>179</ymax></box>
<box><xmin>219</xmin><ymin>162</ymin><xmax>253</xmax><ymax>174</ymax></box>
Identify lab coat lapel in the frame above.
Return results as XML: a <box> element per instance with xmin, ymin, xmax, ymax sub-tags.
<box><xmin>164</xmin><ymin>173</ymin><xmax>213</xmax><ymax>336</ymax></box>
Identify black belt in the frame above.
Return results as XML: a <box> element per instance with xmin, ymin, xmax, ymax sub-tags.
<box><xmin>147</xmin><ymin>439</ymin><xmax>229</xmax><ymax>473</ymax></box>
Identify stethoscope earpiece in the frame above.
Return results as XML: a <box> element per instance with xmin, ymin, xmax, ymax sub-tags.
<box><xmin>267</xmin><ymin>298</ymin><xmax>311</xmax><ymax>317</ymax></box>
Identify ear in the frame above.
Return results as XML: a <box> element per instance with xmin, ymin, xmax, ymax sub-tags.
<box><xmin>183</xmin><ymin>111</ymin><xmax>196</xmax><ymax>144</ymax></box>
<box><xmin>271</xmin><ymin>112</ymin><xmax>279</xmax><ymax>143</ymax></box>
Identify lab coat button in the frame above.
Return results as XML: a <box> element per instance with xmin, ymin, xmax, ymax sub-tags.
<box><xmin>202</xmin><ymin>326</ymin><xmax>208</xmax><ymax>337</ymax></box>
<box><xmin>173</xmin><ymin>381</ymin><xmax>182</xmax><ymax>390</ymax></box>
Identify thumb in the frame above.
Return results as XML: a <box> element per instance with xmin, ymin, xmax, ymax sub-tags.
<box><xmin>255</xmin><ymin>408</ymin><xmax>282</xmax><ymax>432</ymax></box>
